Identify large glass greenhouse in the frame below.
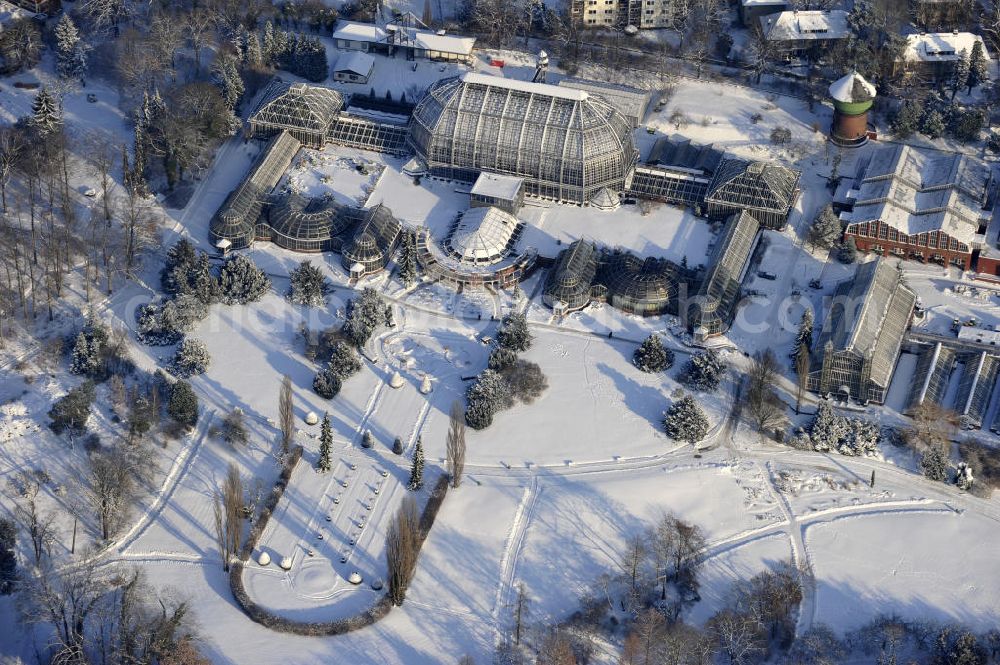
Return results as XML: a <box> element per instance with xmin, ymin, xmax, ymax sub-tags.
<box><xmin>596</xmin><ymin>251</ymin><xmax>678</xmax><ymax>317</ymax></box>
<box><xmin>340</xmin><ymin>204</ymin><xmax>402</xmax><ymax>277</ymax></box>
<box><xmin>446</xmin><ymin>207</ymin><xmax>522</xmax><ymax>265</ymax></box>
<box><xmin>408</xmin><ymin>73</ymin><xmax>638</xmax><ymax>206</ymax></box>
<box><xmin>704</xmin><ymin>159</ymin><xmax>800</xmax><ymax>229</ymax></box>
<box><xmin>210</xmin><ymin>131</ymin><xmax>302</xmax><ymax>250</ymax></box>
<box><xmin>263</xmin><ymin>193</ymin><xmax>352</xmax><ymax>253</ymax></box>
<box><xmin>543</xmin><ymin>240</ymin><xmax>599</xmax><ymax>312</ymax></box>
<box><xmin>248</xmin><ymin>81</ymin><xmax>345</xmax><ymax>148</ymax></box>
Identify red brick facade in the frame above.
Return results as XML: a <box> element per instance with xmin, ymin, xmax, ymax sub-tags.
<box><xmin>845</xmin><ymin>220</ymin><xmax>972</xmax><ymax>269</ymax></box>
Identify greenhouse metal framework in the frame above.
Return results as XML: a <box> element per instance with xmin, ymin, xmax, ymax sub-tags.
<box><xmin>211</xmin><ymin>131</ymin><xmax>303</xmax><ymax>250</ymax></box>
<box><xmin>809</xmin><ymin>260</ymin><xmax>916</xmax><ymax>404</ymax></box>
<box><xmin>415</xmin><ymin>227</ymin><xmax>537</xmax><ymax>290</ymax></box>
<box><xmin>543</xmin><ymin>240</ymin><xmax>600</xmax><ymax>313</ymax></box>
<box><xmin>248</xmin><ymin>81</ymin><xmax>345</xmax><ymax>148</ymax></box>
<box><xmin>446</xmin><ymin>207</ymin><xmax>523</xmax><ymax>265</ymax></box>
<box><xmin>688</xmin><ymin>211</ymin><xmax>760</xmax><ymax>341</ymax></box>
<box><xmin>341</xmin><ymin>204</ymin><xmax>403</xmax><ymax>277</ymax></box>
<box><xmin>328</xmin><ymin>113</ymin><xmax>410</xmax><ymax>155</ymax></box>
<box><xmin>596</xmin><ymin>251</ymin><xmax>679</xmax><ymax>317</ymax></box>
<box><xmin>262</xmin><ymin>193</ymin><xmax>353</xmax><ymax>253</ymax></box>
<box><xmin>905</xmin><ymin>342</ymin><xmax>956</xmax><ymax>414</ymax></box>
<box><xmin>408</xmin><ymin>73</ymin><xmax>638</xmax><ymax>206</ymax></box>
<box><xmin>954</xmin><ymin>352</ymin><xmax>1000</xmax><ymax>429</ymax></box>
<box><xmin>705</xmin><ymin>158</ymin><xmax>801</xmax><ymax>229</ymax></box>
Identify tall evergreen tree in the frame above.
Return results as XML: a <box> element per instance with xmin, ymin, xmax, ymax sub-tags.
<box><xmin>398</xmin><ymin>232</ymin><xmax>417</xmax><ymax>286</ymax></box>
<box><xmin>31</xmin><ymin>88</ymin><xmax>62</xmax><ymax>136</ymax></box>
<box><xmin>807</xmin><ymin>205</ymin><xmax>842</xmax><ymax>249</ymax></box>
<box><xmin>950</xmin><ymin>49</ymin><xmax>971</xmax><ymax>99</ymax></box>
<box><xmin>795</xmin><ymin>310</ymin><xmax>814</xmax><ymax>357</ymax></box>
<box><xmin>968</xmin><ymin>41</ymin><xmax>988</xmax><ymax>93</ymax></box>
<box><xmin>54</xmin><ymin>15</ymin><xmax>87</xmax><ymax>82</ymax></box>
<box><xmin>317</xmin><ymin>413</ymin><xmax>332</xmax><ymax>472</ymax></box>
<box><xmin>663</xmin><ymin>395</ymin><xmax>710</xmax><ymax>445</ymax></box>
<box><xmin>633</xmin><ymin>334</ymin><xmax>674</xmax><ymax>372</ymax></box>
<box><xmin>408</xmin><ymin>438</ymin><xmax>425</xmax><ymax>490</ymax></box>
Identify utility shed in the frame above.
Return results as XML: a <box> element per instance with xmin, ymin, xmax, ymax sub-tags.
<box><xmin>470</xmin><ymin>172</ymin><xmax>525</xmax><ymax>214</ymax></box>
<box><xmin>557</xmin><ymin>78</ymin><xmax>652</xmax><ymax>127</ymax></box>
<box><xmin>808</xmin><ymin>259</ymin><xmax>916</xmax><ymax>404</ymax></box>
<box><xmin>333</xmin><ymin>51</ymin><xmax>375</xmax><ymax>84</ymax></box>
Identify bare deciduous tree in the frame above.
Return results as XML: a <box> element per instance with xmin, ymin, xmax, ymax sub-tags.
<box><xmin>87</xmin><ymin>448</ymin><xmax>135</xmax><ymax>541</ymax></box>
<box><xmin>6</xmin><ymin>471</ymin><xmax>57</xmax><ymax>565</ymax></box>
<box><xmin>446</xmin><ymin>400</ymin><xmax>466</xmax><ymax>488</ymax></box>
<box><xmin>0</xmin><ymin>127</ymin><xmax>25</xmax><ymax>214</ymax></box>
<box><xmin>278</xmin><ymin>374</ymin><xmax>293</xmax><ymax>456</ymax></box>
<box><xmin>708</xmin><ymin>608</ymin><xmax>765</xmax><ymax>665</ymax></box>
<box><xmin>212</xmin><ymin>463</ymin><xmax>243</xmax><ymax>571</ymax></box>
<box><xmin>385</xmin><ymin>496</ymin><xmax>420</xmax><ymax>606</ymax></box>
<box><xmin>513</xmin><ymin>581</ymin><xmax>529</xmax><ymax>645</ymax></box>
<box><xmin>744</xmin><ymin>349</ymin><xmax>787</xmax><ymax>435</ymax></box>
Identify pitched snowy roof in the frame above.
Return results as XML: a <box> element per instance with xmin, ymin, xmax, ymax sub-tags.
<box><xmin>460</xmin><ymin>72</ymin><xmax>588</xmax><ymax>101</ymax></box>
<box><xmin>332</xmin><ymin>21</ymin><xmax>385</xmax><ymax>42</ymax></box>
<box><xmin>761</xmin><ymin>10</ymin><xmax>850</xmax><ymax>42</ymax></box>
<box><xmin>448</xmin><ymin>206</ymin><xmax>520</xmax><ymax>264</ymax></box>
<box><xmin>705</xmin><ymin>158</ymin><xmax>800</xmax><ymax>213</ymax></box>
<box><xmin>818</xmin><ymin>259</ymin><xmax>916</xmax><ymax>389</ymax></box>
<box><xmin>828</xmin><ymin>71</ymin><xmax>876</xmax><ymax>103</ymax></box>
<box><xmin>903</xmin><ymin>32</ymin><xmax>990</xmax><ymax>62</ymax></box>
<box><xmin>392</xmin><ymin>24</ymin><xmax>476</xmax><ymax>55</ymax></box>
<box><xmin>847</xmin><ymin>144</ymin><xmax>989</xmax><ymax>246</ymax></box>
<box><xmin>470</xmin><ymin>172</ymin><xmax>524</xmax><ymax>201</ymax></box>
<box><xmin>557</xmin><ymin>78</ymin><xmax>652</xmax><ymax>122</ymax></box>
<box><xmin>335</xmin><ymin>52</ymin><xmax>375</xmax><ymax>77</ymax></box>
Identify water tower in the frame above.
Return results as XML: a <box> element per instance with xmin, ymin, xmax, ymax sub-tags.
<box><xmin>829</xmin><ymin>71</ymin><xmax>876</xmax><ymax>147</ymax></box>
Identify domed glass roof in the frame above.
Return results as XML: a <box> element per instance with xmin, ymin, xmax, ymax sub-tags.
<box><xmin>447</xmin><ymin>207</ymin><xmax>520</xmax><ymax>265</ymax></box>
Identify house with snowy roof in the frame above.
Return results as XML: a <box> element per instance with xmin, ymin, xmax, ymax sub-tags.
<box><xmin>841</xmin><ymin>144</ymin><xmax>992</xmax><ymax>270</ymax></box>
<box><xmin>759</xmin><ymin>10</ymin><xmax>850</xmax><ymax>54</ymax></box>
<box><xmin>897</xmin><ymin>32</ymin><xmax>991</xmax><ymax>81</ymax></box>
<box><xmin>332</xmin><ymin>19</ymin><xmax>475</xmax><ymax>64</ymax></box>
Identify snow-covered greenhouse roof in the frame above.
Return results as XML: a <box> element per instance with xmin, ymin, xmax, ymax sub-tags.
<box><xmin>249</xmin><ymin>81</ymin><xmax>345</xmax><ymax>136</ymax></box>
<box><xmin>266</xmin><ymin>193</ymin><xmax>351</xmax><ymax>251</ymax></box>
<box><xmin>846</xmin><ymin>144</ymin><xmax>989</xmax><ymax>247</ymax></box>
<box><xmin>828</xmin><ymin>71</ymin><xmax>876</xmax><ymax>104</ymax></box>
<box><xmin>408</xmin><ymin>72</ymin><xmax>637</xmax><ymax>205</ymax></box>
<box><xmin>447</xmin><ymin>207</ymin><xmax>520</xmax><ymax>265</ymax></box>
<box><xmin>816</xmin><ymin>259</ymin><xmax>916</xmax><ymax>390</ymax></box>
<box><xmin>705</xmin><ymin>158</ymin><xmax>800</xmax><ymax>214</ymax></box>
<box><xmin>543</xmin><ymin>239</ymin><xmax>599</xmax><ymax>310</ymax></box>
<box><xmin>341</xmin><ymin>204</ymin><xmax>402</xmax><ymax>272</ymax></box>
<box><xmin>210</xmin><ymin>131</ymin><xmax>302</xmax><ymax>249</ymax></box>
<box><xmin>647</xmin><ymin>136</ymin><xmax>724</xmax><ymax>175</ymax></box>
<box><xmin>597</xmin><ymin>251</ymin><xmax>677</xmax><ymax>307</ymax></box>
<box><xmin>557</xmin><ymin>77</ymin><xmax>652</xmax><ymax>126</ymax></box>
<box><xmin>470</xmin><ymin>172</ymin><xmax>524</xmax><ymax>202</ymax></box>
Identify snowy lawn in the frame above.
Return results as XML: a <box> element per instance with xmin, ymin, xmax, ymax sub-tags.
<box><xmin>807</xmin><ymin>510</ymin><xmax>1000</xmax><ymax>633</ymax></box>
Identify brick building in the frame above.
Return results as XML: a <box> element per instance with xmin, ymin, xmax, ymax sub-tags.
<box><xmin>841</xmin><ymin>145</ymin><xmax>992</xmax><ymax>270</ymax></box>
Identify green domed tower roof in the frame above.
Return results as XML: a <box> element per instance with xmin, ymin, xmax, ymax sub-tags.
<box><xmin>829</xmin><ymin>71</ymin><xmax>876</xmax><ymax>116</ymax></box>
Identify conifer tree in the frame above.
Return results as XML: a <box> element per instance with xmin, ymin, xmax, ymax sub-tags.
<box><xmin>968</xmin><ymin>41</ymin><xmax>988</xmax><ymax>93</ymax></box>
<box><xmin>70</xmin><ymin>332</ymin><xmax>97</xmax><ymax>376</ymax></box>
<box><xmin>795</xmin><ymin>310</ymin><xmax>814</xmax><ymax>358</ymax></box>
<box><xmin>398</xmin><ymin>232</ymin><xmax>417</xmax><ymax>286</ymax></box>
<box><xmin>633</xmin><ymin>334</ymin><xmax>674</xmax><ymax>373</ymax></box>
<box><xmin>55</xmin><ymin>15</ymin><xmax>87</xmax><ymax>82</ymax></box>
<box><xmin>317</xmin><ymin>413</ymin><xmax>332</xmax><ymax>472</ymax></box>
<box><xmin>408</xmin><ymin>438</ymin><xmax>424</xmax><ymax>490</ymax></box>
<box><xmin>31</xmin><ymin>88</ymin><xmax>62</xmax><ymax>136</ymax></box>
<box><xmin>663</xmin><ymin>395</ymin><xmax>710</xmax><ymax>445</ymax></box>
<box><xmin>950</xmin><ymin>49</ymin><xmax>970</xmax><ymax>100</ymax></box>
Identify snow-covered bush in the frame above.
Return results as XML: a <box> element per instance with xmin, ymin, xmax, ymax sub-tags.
<box><xmin>955</xmin><ymin>462</ymin><xmax>974</xmax><ymax>490</ymax></box>
<box><xmin>137</xmin><ymin>295</ymin><xmax>208</xmax><ymax>346</ymax></box>
<box><xmin>362</xmin><ymin>430</ymin><xmax>373</xmax><ymax>448</ymax></box>
<box><xmin>215</xmin><ymin>408</ymin><xmax>248</xmax><ymax>446</ymax></box>
<box><xmin>465</xmin><ymin>369</ymin><xmax>513</xmax><ymax>430</ymax></box>
<box><xmin>49</xmin><ymin>381</ymin><xmax>96</xmax><ymax>436</ymax></box>
<box><xmin>663</xmin><ymin>395</ymin><xmax>709</xmax><ymax>445</ymax></box>
<box><xmin>807</xmin><ymin>401</ymin><xmax>880</xmax><ymax>457</ymax></box>
<box><xmin>633</xmin><ymin>334</ymin><xmax>674</xmax><ymax>373</ymax></box>
<box><xmin>487</xmin><ymin>346</ymin><xmax>517</xmax><ymax>372</ymax></box>
<box><xmin>172</xmin><ymin>338</ymin><xmax>211</xmax><ymax>378</ymax></box>
<box><xmin>167</xmin><ymin>380</ymin><xmax>199</xmax><ymax>430</ymax></box>
<box><xmin>288</xmin><ymin>260</ymin><xmax>329</xmax><ymax>307</ymax></box>
<box><xmin>500</xmin><ymin>359</ymin><xmax>548</xmax><ymax>405</ymax></box>
<box><xmin>326</xmin><ymin>341</ymin><xmax>361</xmax><ymax>380</ymax></box>
<box><xmin>496</xmin><ymin>313</ymin><xmax>532</xmax><ymax>353</ymax></box>
<box><xmin>392</xmin><ymin>437</ymin><xmax>403</xmax><ymax>455</ymax></box>
<box><xmin>920</xmin><ymin>447</ymin><xmax>948</xmax><ymax>482</ymax></box>
<box><xmin>313</xmin><ymin>369</ymin><xmax>342</xmax><ymax>399</ymax></box>
<box><xmin>162</xmin><ymin>239</ymin><xmax>220</xmax><ymax>304</ymax></box>
<box><xmin>342</xmin><ymin>288</ymin><xmax>389</xmax><ymax>347</ymax></box>
<box><xmin>678</xmin><ymin>350</ymin><xmax>726</xmax><ymax>392</ymax></box>
<box><xmin>219</xmin><ymin>254</ymin><xmax>271</xmax><ymax>305</ymax></box>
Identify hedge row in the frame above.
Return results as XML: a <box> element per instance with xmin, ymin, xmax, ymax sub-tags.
<box><xmin>229</xmin><ymin>463</ymin><xmax>450</xmax><ymax>635</ymax></box>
